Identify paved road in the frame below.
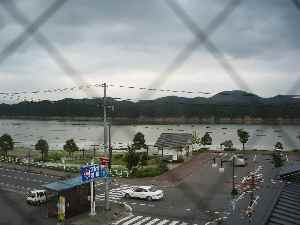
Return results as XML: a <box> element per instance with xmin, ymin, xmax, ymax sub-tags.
<box><xmin>0</xmin><ymin>166</ymin><xmax>58</xmax><ymax>194</ymax></box>
<box><xmin>0</xmin><ymin>153</ymin><xmax>277</xmax><ymax>225</ymax></box>
<box><xmin>0</xmin><ymin>166</ymin><xmax>58</xmax><ymax>225</ymax></box>
<box><xmin>101</xmin><ymin>153</ymin><xmax>276</xmax><ymax>225</ymax></box>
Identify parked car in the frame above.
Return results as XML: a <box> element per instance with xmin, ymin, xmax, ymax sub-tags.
<box><xmin>229</xmin><ymin>155</ymin><xmax>247</xmax><ymax>167</ymax></box>
<box><xmin>122</xmin><ymin>185</ymin><xmax>164</xmax><ymax>201</ymax></box>
<box><xmin>235</xmin><ymin>155</ymin><xmax>247</xmax><ymax>166</ymax></box>
<box><xmin>26</xmin><ymin>189</ymin><xmax>47</xmax><ymax>205</ymax></box>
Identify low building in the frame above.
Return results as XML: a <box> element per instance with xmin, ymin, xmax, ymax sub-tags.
<box><xmin>154</xmin><ymin>133</ymin><xmax>192</xmax><ymax>161</ymax></box>
<box><xmin>43</xmin><ymin>176</ymin><xmax>90</xmax><ymax>219</ymax></box>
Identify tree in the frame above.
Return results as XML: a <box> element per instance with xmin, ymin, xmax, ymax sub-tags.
<box><xmin>0</xmin><ymin>134</ymin><xmax>14</xmax><ymax>158</ymax></box>
<box><xmin>132</xmin><ymin>132</ymin><xmax>146</xmax><ymax>150</ymax></box>
<box><xmin>140</xmin><ymin>152</ymin><xmax>148</xmax><ymax>167</ymax></box>
<box><xmin>237</xmin><ymin>129</ymin><xmax>249</xmax><ymax>151</ymax></box>
<box><xmin>124</xmin><ymin>146</ymin><xmax>140</xmax><ymax>172</ymax></box>
<box><xmin>63</xmin><ymin>139</ymin><xmax>78</xmax><ymax>157</ymax></box>
<box><xmin>221</xmin><ymin>140</ymin><xmax>233</xmax><ymax>151</ymax></box>
<box><xmin>35</xmin><ymin>139</ymin><xmax>49</xmax><ymax>161</ymax></box>
<box><xmin>272</xmin><ymin>151</ymin><xmax>284</xmax><ymax>167</ymax></box>
<box><xmin>274</xmin><ymin>141</ymin><xmax>283</xmax><ymax>150</ymax></box>
<box><xmin>201</xmin><ymin>132</ymin><xmax>212</xmax><ymax>147</ymax></box>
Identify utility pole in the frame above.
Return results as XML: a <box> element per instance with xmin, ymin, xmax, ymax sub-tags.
<box><xmin>103</xmin><ymin>83</ymin><xmax>110</xmax><ymax>211</ymax></box>
<box><xmin>108</xmin><ymin>124</ymin><xmax>112</xmax><ymax>171</ymax></box>
<box><xmin>231</xmin><ymin>155</ymin><xmax>238</xmax><ymax>196</ymax></box>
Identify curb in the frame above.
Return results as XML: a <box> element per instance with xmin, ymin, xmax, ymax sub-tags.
<box><xmin>123</xmin><ymin>202</ymin><xmax>133</xmax><ymax>213</ymax></box>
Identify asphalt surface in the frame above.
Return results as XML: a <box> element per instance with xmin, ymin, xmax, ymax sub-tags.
<box><xmin>97</xmin><ymin>153</ymin><xmax>278</xmax><ymax>225</ymax></box>
<box><xmin>0</xmin><ymin>153</ymin><xmax>280</xmax><ymax>225</ymax></box>
<box><xmin>0</xmin><ymin>166</ymin><xmax>58</xmax><ymax>194</ymax></box>
<box><xmin>0</xmin><ymin>166</ymin><xmax>58</xmax><ymax>225</ymax></box>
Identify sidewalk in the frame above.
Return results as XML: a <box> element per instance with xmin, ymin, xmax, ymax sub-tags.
<box><xmin>66</xmin><ymin>202</ymin><xmax>131</xmax><ymax>225</ymax></box>
<box><xmin>114</xmin><ymin>152</ymin><xmax>212</xmax><ymax>187</ymax></box>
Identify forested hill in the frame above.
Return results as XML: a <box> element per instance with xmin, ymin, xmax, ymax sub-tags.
<box><xmin>0</xmin><ymin>90</ymin><xmax>300</xmax><ymax>120</ymax></box>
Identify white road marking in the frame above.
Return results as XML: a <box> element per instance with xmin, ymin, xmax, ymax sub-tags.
<box><xmin>156</xmin><ymin>219</ymin><xmax>169</xmax><ymax>225</ymax></box>
<box><xmin>132</xmin><ymin>216</ymin><xmax>151</xmax><ymax>225</ymax></box>
<box><xmin>117</xmin><ymin>215</ymin><xmax>192</xmax><ymax>225</ymax></box>
<box><xmin>123</xmin><ymin>216</ymin><xmax>143</xmax><ymax>225</ymax></box>
<box><xmin>112</xmin><ymin>215</ymin><xmax>135</xmax><ymax>225</ymax></box>
<box><xmin>144</xmin><ymin>218</ymin><xmax>160</xmax><ymax>225</ymax></box>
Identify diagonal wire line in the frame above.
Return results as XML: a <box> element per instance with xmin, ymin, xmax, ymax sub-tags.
<box><xmin>166</xmin><ymin>0</ymin><xmax>300</xmax><ymax>151</ymax></box>
<box><xmin>138</xmin><ymin>0</ymin><xmax>243</xmax><ymax>100</ymax></box>
<box><xmin>165</xmin><ymin>0</ymin><xmax>250</xmax><ymax>92</ymax></box>
<box><xmin>292</xmin><ymin>0</ymin><xmax>300</xmax><ymax>11</ymax></box>
<box><xmin>286</xmin><ymin>0</ymin><xmax>300</xmax><ymax>95</ymax></box>
<box><xmin>0</xmin><ymin>0</ymin><xmax>98</xmax><ymax>97</ymax></box>
<box><xmin>0</xmin><ymin>0</ymin><xmax>67</xmax><ymax>65</ymax></box>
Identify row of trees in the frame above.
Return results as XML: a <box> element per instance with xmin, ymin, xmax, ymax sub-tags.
<box><xmin>2</xmin><ymin>96</ymin><xmax>300</xmax><ymax>119</ymax></box>
<box><xmin>192</xmin><ymin>129</ymin><xmax>250</xmax><ymax>150</ymax></box>
<box><xmin>0</xmin><ymin>133</ymin><xmax>79</xmax><ymax>161</ymax></box>
<box><xmin>35</xmin><ymin>138</ymin><xmax>79</xmax><ymax>161</ymax></box>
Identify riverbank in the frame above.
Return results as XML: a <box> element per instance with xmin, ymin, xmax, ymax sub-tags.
<box><xmin>2</xmin><ymin>115</ymin><xmax>300</xmax><ymax>125</ymax></box>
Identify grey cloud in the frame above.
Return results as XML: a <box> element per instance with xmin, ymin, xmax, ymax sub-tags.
<box><xmin>0</xmin><ymin>0</ymin><xmax>299</xmax><ymax>98</ymax></box>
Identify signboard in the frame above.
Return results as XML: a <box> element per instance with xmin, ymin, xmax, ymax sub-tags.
<box><xmin>80</xmin><ymin>164</ymin><xmax>108</xmax><ymax>182</ymax></box>
<box><xmin>100</xmin><ymin>157</ymin><xmax>109</xmax><ymax>166</ymax></box>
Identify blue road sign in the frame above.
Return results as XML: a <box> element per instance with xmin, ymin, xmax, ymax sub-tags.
<box><xmin>80</xmin><ymin>164</ymin><xmax>108</xmax><ymax>182</ymax></box>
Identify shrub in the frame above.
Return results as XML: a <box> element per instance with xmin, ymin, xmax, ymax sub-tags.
<box><xmin>47</xmin><ymin>150</ymin><xmax>66</xmax><ymax>162</ymax></box>
<box><xmin>224</xmin><ymin>147</ymin><xmax>236</xmax><ymax>151</ymax></box>
<box><xmin>124</xmin><ymin>147</ymin><xmax>140</xmax><ymax>171</ymax></box>
<box><xmin>132</xmin><ymin>166</ymin><xmax>161</xmax><ymax>177</ymax></box>
<box><xmin>272</xmin><ymin>151</ymin><xmax>284</xmax><ymax>168</ymax></box>
<box><xmin>114</xmin><ymin>154</ymin><xmax>123</xmax><ymax>159</ymax></box>
<box><xmin>159</xmin><ymin>160</ymin><xmax>168</xmax><ymax>173</ymax></box>
<box><xmin>140</xmin><ymin>152</ymin><xmax>148</xmax><ymax>167</ymax></box>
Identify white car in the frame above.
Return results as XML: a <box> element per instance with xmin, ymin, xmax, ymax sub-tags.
<box><xmin>122</xmin><ymin>186</ymin><xmax>164</xmax><ymax>201</ymax></box>
<box><xmin>229</xmin><ymin>155</ymin><xmax>247</xmax><ymax>167</ymax></box>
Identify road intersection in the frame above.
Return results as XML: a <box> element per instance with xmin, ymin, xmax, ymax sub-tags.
<box><xmin>0</xmin><ymin>152</ymin><xmax>276</xmax><ymax>225</ymax></box>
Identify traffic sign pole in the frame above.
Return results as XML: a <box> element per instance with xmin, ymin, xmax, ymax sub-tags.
<box><xmin>80</xmin><ymin>164</ymin><xmax>108</xmax><ymax>216</ymax></box>
<box><xmin>90</xmin><ymin>179</ymin><xmax>96</xmax><ymax>216</ymax></box>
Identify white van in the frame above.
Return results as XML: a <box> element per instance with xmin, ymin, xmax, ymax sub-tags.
<box><xmin>26</xmin><ymin>189</ymin><xmax>47</xmax><ymax>205</ymax></box>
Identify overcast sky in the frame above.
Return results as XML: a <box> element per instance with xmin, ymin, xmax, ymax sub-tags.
<box><xmin>0</xmin><ymin>0</ymin><xmax>299</xmax><ymax>103</ymax></box>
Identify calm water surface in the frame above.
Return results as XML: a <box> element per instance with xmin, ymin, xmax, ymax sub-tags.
<box><xmin>1</xmin><ymin>119</ymin><xmax>300</xmax><ymax>150</ymax></box>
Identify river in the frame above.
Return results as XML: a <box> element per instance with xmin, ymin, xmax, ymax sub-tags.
<box><xmin>0</xmin><ymin>119</ymin><xmax>300</xmax><ymax>150</ymax></box>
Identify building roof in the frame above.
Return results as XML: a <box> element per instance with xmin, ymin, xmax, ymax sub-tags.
<box><xmin>42</xmin><ymin>176</ymin><xmax>88</xmax><ymax>192</ymax></box>
<box><xmin>264</xmin><ymin>183</ymin><xmax>300</xmax><ymax>225</ymax></box>
<box><xmin>154</xmin><ymin>133</ymin><xmax>192</xmax><ymax>148</ymax></box>
<box><xmin>279</xmin><ymin>163</ymin><xmax>300</xmax><ymax>179</ymax></box>
<box><xmin>226</xmin><ymin>162</ymin><xmax>300</xmax><ymax>225</ymax></box>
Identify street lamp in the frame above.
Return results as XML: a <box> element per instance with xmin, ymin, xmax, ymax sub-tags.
<box><xmin>212</xmin><ymin>155</ymin><xmax>238</xmax><ymax>196</ymax></box>
<box><xmin>212</xmin><ymin>157</ymin><xmax>218</xmax><ymax>168</ymax></box>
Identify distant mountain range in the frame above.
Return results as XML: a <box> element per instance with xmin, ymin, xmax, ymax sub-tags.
<box><xmin>1</xmin><ymin>90</ymin><xmax>300</xmax><ymax>124</ymax></box>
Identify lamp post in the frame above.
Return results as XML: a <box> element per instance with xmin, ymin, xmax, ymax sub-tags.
<box><xmin>212</xmin><ymin>157</ymin><xmax>217</xmax><ymax>168</ymax></box>
<box><xmin>214</xmin><ymin>155</ymin><xmax>238</xmax><ymax>196</ymax></box>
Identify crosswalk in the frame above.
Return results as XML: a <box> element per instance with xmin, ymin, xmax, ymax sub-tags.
<box><xmin>112</xmin><ymin>215</ymin><xmax>196</xmax><ymax>225</ymax></box>
<box><xmin>96</xmin><ymin>184</ymin><xmax>132</xmax><ymax>201</ymax></box>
